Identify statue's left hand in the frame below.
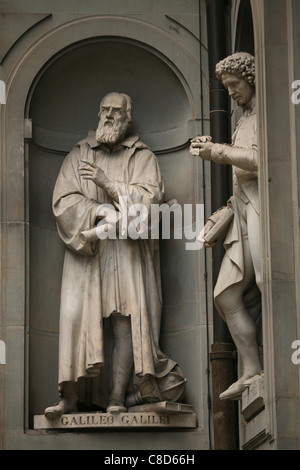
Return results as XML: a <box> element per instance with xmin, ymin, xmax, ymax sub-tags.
<box><xmin>78</xmin><ymin>160</ymin><xmax>108</xmax><ymax>187</ymax></box>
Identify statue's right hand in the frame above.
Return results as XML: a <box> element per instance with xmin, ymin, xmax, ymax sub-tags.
<box><xmin>189</xmin><ymin>136</ymin><xmax>213</xmax><ymax>160</ymax></box>
<box><xmin>78</xmin><ymin>160</ymin><xmax>108</xmax><ymax>188</ymax></box>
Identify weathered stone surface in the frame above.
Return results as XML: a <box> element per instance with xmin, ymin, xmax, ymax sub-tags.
<box><xmin>128</xmin><ymin>401</ymin><xmax>194</xmax><ymax>414</ymax></box>
<box><xmin>34</xmin><ymin>411</ymin><xmax>197</xmax><ymax>429</ymax></box>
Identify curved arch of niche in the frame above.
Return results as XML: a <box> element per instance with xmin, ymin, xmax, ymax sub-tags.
<box><xmin>26</xmin><ymin>35</ymin><xmax>195</xmax><ymax>154</ymax></box>
<box><xmin>4</xmin><ymin>15</ymin><xmax>201</xmax><ymax>122</ymax></box>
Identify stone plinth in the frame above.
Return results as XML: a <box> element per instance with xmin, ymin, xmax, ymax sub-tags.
<box><xmin>34</xmin><ymin>402</ymin><xmax>196</xmax><ymax>430</ymax></box>
<box><xmin>241</xmin><ymin>374</ymin><xmax>265</xmax><ymax>422</ymax></box>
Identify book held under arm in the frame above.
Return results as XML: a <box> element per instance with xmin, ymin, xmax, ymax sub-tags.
<box><xmin>202</xmin><ymin>204</ymin><xmax>234</xmax><ymax>247</ymax></box>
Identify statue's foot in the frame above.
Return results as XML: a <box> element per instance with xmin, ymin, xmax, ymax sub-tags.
<box><xmin>219</xmin><ymin>380</ymin><xmax>247</xmax><ymax>401</ymax></box>
<box><xmin>107</xmin><ymin>404</ymin><xmax>127</xmax><ymax>413</ymax></box>
<box><xmin>44</xmin><ymin>398</ymin><xmax>77</xmax><ymax>419</ymax></box>
<box><xmin>243</xmin><ymin>371</ymin><xmax>264</xmax><ymax>386</ymax></box>
<box><xmin>107</xmin><ymin>395</ymin><xmax>127</xmax><ymax>414</ymax></box>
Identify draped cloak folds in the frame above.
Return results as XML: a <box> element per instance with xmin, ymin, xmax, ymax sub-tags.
<box><xmin>52</xmin><ymin>131</ymin><xmax>176</xmax><ymax>398</ymax></box>
<box><xmin>210</xmin><ymin>102</ymin><xmax>262</xmax><ymax>329</ymax></box>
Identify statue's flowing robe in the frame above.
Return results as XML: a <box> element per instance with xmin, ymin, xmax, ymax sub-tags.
<box><xmin>53</xmin><ymin>131</ymin><xmax>176</xmax><ymax>400</ymax></box>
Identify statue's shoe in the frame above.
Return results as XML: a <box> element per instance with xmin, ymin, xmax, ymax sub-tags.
<box><xmin>107</xmin><ymin>404</ymin><xmax>127</xmax><ymax>414</ymax></box>
<box><xmin>219</xmin><ymin>381</ymin><xmax>247</xmax><ymax>400</ymax></box>
<box><xmin>107</xmin><ymin>396</ymin><xmax>127</xmax><ymax>414</ymax></box>
<box><xmin>243</xmin><ymin>371</ymin><xmax>264</xmax><ymax>386</ymax></box>
<box><xmin>44</xmin><ymin>399</ymin><xmax>77</xmax><ymax>419</ymax></box>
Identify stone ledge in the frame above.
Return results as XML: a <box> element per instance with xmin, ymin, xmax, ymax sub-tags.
<box><xmin>241</xmin><ymin>373</ymin><xmax>265</xmax><ymax>422</ymax></box>
<box><xmin>128</xmin><ymin>401</ymin><xmax>194</xmax><ymax>414</ymax></box>
<box><xmin>34</xmin><ymin>402</ymin><xmax>197</xmax><ymax>430</ymax></box>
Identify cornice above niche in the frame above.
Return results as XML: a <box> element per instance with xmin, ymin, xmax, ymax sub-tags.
<box><xmin>0</xmin><ymin>13</ymin><xmax>51</xmax><ymax>64</ymax></box>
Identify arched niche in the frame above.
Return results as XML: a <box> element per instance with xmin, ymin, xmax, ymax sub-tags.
<box><xmin>28</xmin><ymin>38</ymin><xmax>192</xmax><ymax>153</ymax></box>
<box><xmin>26</xmin><ymin>36</ymin><xmax>203</xmax><ymax>423</ymax></box>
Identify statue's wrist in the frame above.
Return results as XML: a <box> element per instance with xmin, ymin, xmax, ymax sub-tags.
<box><xmin>211</xmin><ymin>143</ymin><xmax>230</xmax><ymax>164</ymax></box>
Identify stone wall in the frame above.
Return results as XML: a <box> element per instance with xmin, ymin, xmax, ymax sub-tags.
<box><xmin>0</xmin><ymin>0</ymin><xmax>213</xmax><ymax>450</ymax></box>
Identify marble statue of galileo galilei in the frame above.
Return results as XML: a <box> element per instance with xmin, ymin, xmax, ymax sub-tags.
<box><xmin>45</xmin><ymin>92</ymin><xmax>184</xmax><ymax>417</ymax></box>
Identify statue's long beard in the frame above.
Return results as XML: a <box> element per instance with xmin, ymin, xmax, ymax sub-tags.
<box><xmin>96</xmin><ymin>120</ymin><xmax>128</xmax><ymax>145</ymax></box>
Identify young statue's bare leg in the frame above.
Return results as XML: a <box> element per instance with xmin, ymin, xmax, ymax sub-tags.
<box><xmin>215</xmin><ymin>234</ymin><xmax>262</xmax><ymax>400</ymax></box>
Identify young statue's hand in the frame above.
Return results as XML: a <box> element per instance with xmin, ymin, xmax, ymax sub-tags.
<box><xmin>190</xmin><ymin>138</ymin><xmax>214</xmax><ymax>160</ymax></box>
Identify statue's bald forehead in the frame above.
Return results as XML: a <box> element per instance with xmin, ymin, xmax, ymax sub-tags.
<box><xmin>101</xmin><ymin>93</ymin><xmax>126</xmax><ymax>109</ymax></box>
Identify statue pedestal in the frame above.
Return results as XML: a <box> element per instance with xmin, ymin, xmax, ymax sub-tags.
<box><xmin>241</xmin><ymin>373</ymin><xmax>265</xmax><ymax>422</ymax></box>
<box><xmin>34</xmin><ymin>402</ymin><xmax>196</xmax><ymax>430</ymax></box>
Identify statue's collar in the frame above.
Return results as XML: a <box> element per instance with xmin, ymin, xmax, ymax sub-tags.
<box><xmin>87</xmin><ymin>130</ymin><xmax>140</xmax><ymax>150</ymax></box>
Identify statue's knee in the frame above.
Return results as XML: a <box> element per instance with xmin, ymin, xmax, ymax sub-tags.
<box><xmin>215</xmin><ymin>290</ymin><xmax>234</xmax><ymax>313</ymax></box>
<box><xmin>215</xmin><ymin>287</ymin><xmax>244</xmax><ymax>315</ymax></box>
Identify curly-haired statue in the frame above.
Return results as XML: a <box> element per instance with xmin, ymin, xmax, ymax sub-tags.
<box><xmin>215</xmin><ymin>52</ymin><xmax>255</xmax><ymax>87</ymax></box>
<box><xmin>190</xmin><ymin>52</ymin><xmax>263</xmax><ymax>400</ymax></box>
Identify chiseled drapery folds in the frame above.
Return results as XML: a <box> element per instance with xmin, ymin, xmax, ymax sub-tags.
<box><xmin>53</xmin><ymin>131</ymin><xmax>176</xmax><ymax>391</ymax></box>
